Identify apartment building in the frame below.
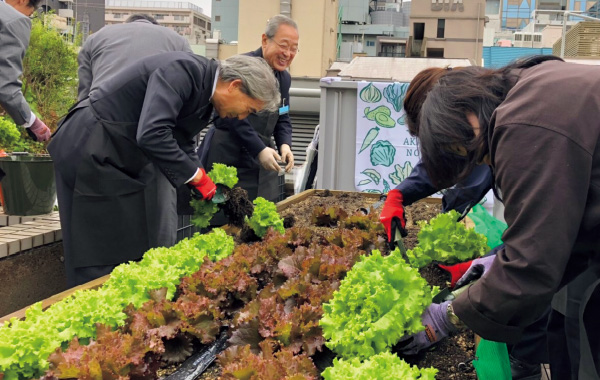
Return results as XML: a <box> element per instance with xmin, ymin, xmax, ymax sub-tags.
<box><xmin>338</xmin><ymin>0</ymin><xmax>411</xmax><ymax>60</ymax></box>
<box><xmin>105</xmin><ymin>0</ymin><xmax>211</xmax><ymax>46</ymax></box>
<box><xmin>211</xmin><ymin>0</ymin><xmax>239</xmax><ymax>43</ymax></box>
<box><xmin>235</xmin><ymin>0</ymin><xmax>338</xmax><ymax>78</ymax></box>
<box><xmin>39</xmin><ymin>0</ymin><xmax>104</xmax><ymax>41</ymax></box>
<box><xmin>409</xmin><ymin>0</ymin><xmax>485</xmax><ymax>64</ymax></box>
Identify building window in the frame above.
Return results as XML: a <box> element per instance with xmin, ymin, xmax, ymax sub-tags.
<box><xmin>215</xmin><ymin>15</ymin><xmax>221</xmax><ymax>22</ymax></box>
<box><xmin>534</xmin><ymin>34</ymin><xmax>542</xmax><ymax>42</ymax></box>
<box><xmin>523</xmin><ymin>34</ymin><xmax>532</xmax><ymax>42</ymax></box>
<box><xmin>414</xmin><ymin>23</ymin><xmax>425</xmax><ymax>40</ymax></box>
<box><xmin>113</xmin><ymin>13</ymin><xmax>122</xmax><ymax>18</ymax></box>
<box><xmin>437</xmin><ymin>19</ymin><xmax>445</xmax><ymax>38</ymax></box>
<box><xmin>154</xmin><ymin>14</ymin><xmax>166</xmax><ymax>20</ymax></box>
<box><xmin>427</xmin><ymin>48</ymin><xmax>444</xmax><ymax>57</ymax></box>
<box><xmin>366</xmin><ymin>41</ymin><xmax>375</xmax><ymax>47</ymax></box>
<box><xmin>514</xmin><ymin>34</ymin><xmax>522</xmax><ymax>41</ymax></box>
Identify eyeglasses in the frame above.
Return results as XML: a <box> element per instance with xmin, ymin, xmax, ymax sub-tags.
<box><xmin>270</xmin><ymin>38</ymin><xmax>299</xmax><ymax>54</ymax></box>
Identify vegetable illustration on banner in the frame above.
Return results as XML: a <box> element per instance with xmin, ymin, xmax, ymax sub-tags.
<box><xmin>355</xmin><ymin>81</ymin><xmax>415</xmax><ymax>193</ymax></box>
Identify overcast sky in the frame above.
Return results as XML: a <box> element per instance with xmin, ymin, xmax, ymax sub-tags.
<box><xmin>184</xmin><ymin>0</ymin><xmax>212</xmax><ymax>16</ymax></box>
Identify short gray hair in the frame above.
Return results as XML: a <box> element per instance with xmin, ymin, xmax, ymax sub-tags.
<box><xmin>219</xmin><ymin>55</ymin><xmax>281</xmax><ymax>113</ymax></box>
<box><xmin>265</xmin><ymin>14</ymin><xmax>298</xmax><ymax>39</ymax></box>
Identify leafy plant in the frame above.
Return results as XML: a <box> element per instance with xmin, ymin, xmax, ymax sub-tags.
<box><xmin>0</xmin><ymin>118</ymin><xmax>21</xmax><ymax>151</ymax></box>
<box><xmin>311</xmin><ymin>206</ymin><xmax>348</xmax><ymax>227</ymax></box>
<box><xmin>22</xmin><ymin>16</ymin><xmax>78</xmax><ymax>133</ymax></box>
<box><xmin>191</xmin><ymin>200</ymin><xmax>219</xmax><ymax>228</ymax></box>
<box><xmin>322</xmin><ymin>351</ymin><xmax>437</xmax><ymax>380</ymax></box>
<box><xmin>218</xmin><ymin>341</ymin><xmax>319</xmax><ymax>380</ymax></box>
<box><xmin>320</xmin><ymin>249</ymin><xmax>435</xmax><ymax>360</ymax></box>
<box><xmin>245</xmin><ymin>197</ymin><xmax>285</xmax><ymax>238</ymax></box>
<box><xmin>406</xmin><ymin>210</ymin><xmax>489</xmax><ymax>268</ymax></box>
<box><xmin>0</xmin><ymin>229</ymin><xmax>233</xmax><ymax>379</ymax></box>
<box><xmin>208</xmin><ymin>163</ymin><xmax>238</xmax><ymax>189</ymax></box>
<box><xmin>191</xmin><ymin>164</ymin><xmax>239</xmax><ymax>228</ymax></box>
<box><xmin>0</xmin><ymin>116</ymin><xmax>45</xmax><ymax>153</ymax></box>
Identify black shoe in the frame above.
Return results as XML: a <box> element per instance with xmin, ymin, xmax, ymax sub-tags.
<box><xmin>510</xmin><ymin>355</ymin><xmax>542</xmax><ymax>380</ymax></box>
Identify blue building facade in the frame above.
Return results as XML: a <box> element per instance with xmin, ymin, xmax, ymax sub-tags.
<box><xmin>482</xmin><ymin>46</ymin><xmax>554</xmax><ymax>67</ymax></box>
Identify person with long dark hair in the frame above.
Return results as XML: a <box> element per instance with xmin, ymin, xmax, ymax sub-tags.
<box><xmin>381</xmin><ymin>63</ymin><xmax>550</xmax><ymax>379</ymax></box>
<box><xmin>398</xmin><ymin>56</ymin><xmax>600</xmax><ymax>379</ymax></box>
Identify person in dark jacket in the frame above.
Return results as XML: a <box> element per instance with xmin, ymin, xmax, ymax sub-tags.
<box><xmin>397</xmin><ymin>57</ymin><xmax>600</xmax><ymax>379</ymax></box>
<box><xmin>0</xmin><ymin>0</ymin><xmax>51</xmax><ymax>142</ymax></box>
<box><xmin>76</xmin><ymin>13</ymin><xmax>192</xmax><ymax>249</ymax></box>
<box><xmin>48</xmin><ymin>53</ymin><xmax>280</xmax><ymax>287</ymax></box>
<box><xmin>198</xmin><ymin>14</ymin><xmax>298</xmax><ymax>204</ymax></box>
<box><xmin>381</xmin><ymin>64</ymin><xmax>548</xmax><ymax>380</ymax></box>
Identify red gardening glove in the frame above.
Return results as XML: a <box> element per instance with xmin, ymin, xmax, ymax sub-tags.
<box><xmin>26</xmin><ymin>116</ymin><xmax>51</xmax><ymax>142</ymax></box>
<box><xmin>379</xmin><ymin>189</ymin><xmax>407</xmax><ymax>243</ymax></box>
<box><xmin>438</xmin><ymin>260</ymin><xmax>474</xmax><ymax>289</ymax></box>
<box><xmin>189</xmin><ymin>168</ymin><xmax>216</xmax><ymax>200</ymax></box>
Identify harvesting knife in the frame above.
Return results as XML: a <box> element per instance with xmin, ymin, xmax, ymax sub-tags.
<box><xmin>391</xmin><ymin>218</ymin><xmax>408</xmax><ymax>258</ymax></box>
<box><xmin>211</xmin><ymin>184</ymin><xmax>230</xmax><ymax>204</ymax></box>
<box><xmin>191</xmin><ymin>184</ymin><xmax>229</xmax><ymax>204</ymax></box>
<box><xmin>366</xmin><ymin>195</ymin><xmax>409</xmax><ymax>258</ymax></box>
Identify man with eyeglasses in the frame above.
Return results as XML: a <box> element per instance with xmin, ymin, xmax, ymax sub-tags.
<box><xmin>0</xmin><ymin>0</ymin><xmax>52</xmax><ymax>144</ymax></box>
<box><xmin>198</xmin><ymin>14</ymin><xmax>299</xmax><ymax>209</ymax></box>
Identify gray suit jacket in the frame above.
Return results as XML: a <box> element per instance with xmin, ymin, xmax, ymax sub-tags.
<box><xmin>77</xmin><ymin>19</ymin><xmax>193</xmax><ymax>101</ymax></box>
<box><xmin>0</xmin><ymin>1</ymin><xmax>32</xmax><ymax>126</ymax></box>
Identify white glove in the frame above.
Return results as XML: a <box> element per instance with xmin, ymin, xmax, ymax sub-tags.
<box><xmin>279</xmin><ymin>144</ymin><xmax>294</xmax><ymax>173</ymax></box>
<box><xmin>257</xmin><ymin>147</ymin><xmax>282</xmax><ymax>172</ymax></box>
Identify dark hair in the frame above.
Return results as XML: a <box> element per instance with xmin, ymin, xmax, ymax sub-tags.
<box><xmin>29</xmin><ymin>0</ymin><xmax>43</xmax><ymax>10</ymax></box>
<box><xmin>418</xmin><ymin>55</ymin><xmax>564</xmax><ymax>188</ymax></box>
<box><xmin>404</xmin><ymin>67</ymin><xmax>456</xmax><ymax>136</ymax></box>
<box><xmin>126</xmin><ymin>14</ymin><xmax>159</xmax><ymax>24</ymax></box>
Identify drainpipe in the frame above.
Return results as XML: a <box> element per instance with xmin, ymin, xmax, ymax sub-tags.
<box><xmin>280</xmin><ymin>0</ymin><xmax>291</xmax><ymax>18</ymax></box>
<box><xmin>475</xmin><ymin>2</ymin><xmax>481</xmax><ymax>65</ymax></box>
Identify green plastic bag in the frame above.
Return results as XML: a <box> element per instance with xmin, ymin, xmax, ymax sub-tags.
<box><xmin>473</xmin><ymin>339</ymin><xmax>512</xmax><ymax>380</ymax></box>
<box><xmin>468</xmin><ymin>204</ymin><xmax>507</xmax><ymax>249</ymax></box>
<box><xmin>467</xmin><ymin>204</ymin><xmax>512</xmax><ymax>379</ymax></box>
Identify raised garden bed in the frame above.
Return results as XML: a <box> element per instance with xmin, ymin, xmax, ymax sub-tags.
<box><xmin>0</xmin><ymin>190</ymin><xmax>479</xmax><ymax>380</ymax></box>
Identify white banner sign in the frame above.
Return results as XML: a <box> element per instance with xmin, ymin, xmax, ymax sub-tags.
<box><xmin>355</xmin><ymin>81</ymin><xmax>418</xmax><ymax>194</ymax></box>
<box><xmin>354</xmin><ymin>81</ymin><xmax>494</xmax><ymax>214</ymax></box>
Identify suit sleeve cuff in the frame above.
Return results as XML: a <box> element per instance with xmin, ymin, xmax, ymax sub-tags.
<box><xmin>22</xmin><ymin>111</ymin><xmax>36</xmax><ymax>128</ymax></box>
<box><xmin>452</xmin><ymin>284</ymin><xmax>523</xmax><ymax>344</ymax></box>
<box><xmin>184</xmin><ymin>168</ymin><xmax>199</xmax><ymax>184</ymax></box>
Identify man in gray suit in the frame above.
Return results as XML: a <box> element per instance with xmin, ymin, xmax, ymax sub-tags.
<box><xmin>0</xmin><ymin>0</ymin><xmax>51</xmax><ymax>142</ymax></box>
<box><xmin>77</xmin><ymin>14</ymin><xmax>192</xmax><ymax>101</ymax></box>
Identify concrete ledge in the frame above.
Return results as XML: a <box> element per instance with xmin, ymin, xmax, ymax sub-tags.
<box><xmin>0</xmin><ymin>211</ymin><xmax>61</xmax><ymax>258</ymax></box>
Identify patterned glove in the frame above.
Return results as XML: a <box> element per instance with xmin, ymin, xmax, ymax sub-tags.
<box><xmin>398</xmin><ymin>301</ymin><xmax>458</xmax><ymax>355</ymax></box>
<box><xmin>455</xmin><ymin>254</ymin><xmax>495</xmax><ymax>288</ymax></box>
<box><xmin>27</xmin><ymin>116</ymin><xmax>51</xmax><ymax>142</ymax></box>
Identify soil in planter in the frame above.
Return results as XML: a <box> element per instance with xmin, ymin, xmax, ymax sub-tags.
<box><xmin>220</xmin><ymin>187</ymin><xmax>254</xmax><ymax>228</ymax></box>
<box><xmin>280</xmin><ymin>192</ymin><xmax>477</xmax><ymax>379</ymax></box>
<box><xmin>165</xmin><ymin>191</ymin><xmax>476</xmax><ymax>380</ymax></box>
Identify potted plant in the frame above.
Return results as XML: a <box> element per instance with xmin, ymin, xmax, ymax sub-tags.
<box><xmin>0</xmin><ymin>15</ymin><xmax>78</xmax><ymax>216</ymax></box>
